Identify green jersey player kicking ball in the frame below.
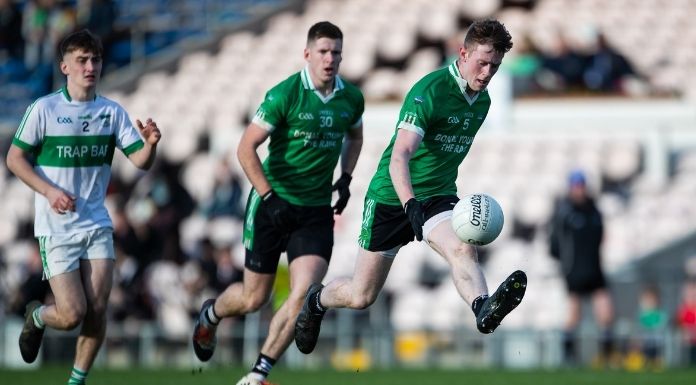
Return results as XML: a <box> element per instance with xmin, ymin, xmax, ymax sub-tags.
<box><xmin>192</xmin><ymin>21</ymin><xmax>364</xmax><ymax>385</ymax></box>
<box><xmin>7</xmin><ymin>30</ymin><xmax>161</xmax><ymax>385</ymax></box>
<box><xmin>295</xmin><ymin>19</ymin><xmax>527</xmax><ymax>355</ymax></box>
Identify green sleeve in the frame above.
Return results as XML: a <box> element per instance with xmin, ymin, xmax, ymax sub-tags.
<box><xmin>253</xmin><ymin>85</ymin><xmax>289</xmax><ymax>131</ymax></box>
<box><xmin>396</xmin><ymin>81</ymin><xmax>434</xmax><ymax>136</ymax></box>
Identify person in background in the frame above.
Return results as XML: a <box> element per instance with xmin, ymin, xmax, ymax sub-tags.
<box><xmin>548</xmin><ymin>169</ymin><xmax>615</xmax><ymax>366</ymax></box>
<box><xmin>22</xmin><ymin>0</ymin><xmax>75</xmax><ymax>94</ymax></box>
<box><xmin>582</xmin><ymin>32</ymin><xmax>636</xmax><ymax>94</ymax></box>
<box><xmin>200</xmin><ymin>158</ymin><xmax>244</xmax><ymax>220</ymax></box>
<box><xmin>0</xmin><ymin>0</ymin><xmax>24</xmax><ymax>63</ymax></box>
<box><xmin>677</xmin><ymin>277</ymin><xmax>696</xmax><ymax>366</ymax></box>
<box><xmin>76</xmin><ymin>0</ymin><xmax>117</xmax><ymax>67</ymax></box>
<box><xmin>636</xmin><ymin>285</ymin><xmax>668</xmax><ymax>370</ymax></box>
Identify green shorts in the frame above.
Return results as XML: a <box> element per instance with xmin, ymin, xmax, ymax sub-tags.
<box><xmin>37</xmin><ymin>227</ymin><xmax>114</xmax><ymax>279</ymax></box>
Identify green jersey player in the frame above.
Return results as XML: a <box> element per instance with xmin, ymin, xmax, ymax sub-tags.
<box><xmin>192</xmin><ymin>21</ymin><xmax>364</xmax><ymax>385</ymax></box>
<box><xmin>295</xmin><ymin>19</ymin><xmax>527</xmax><ymax>355</ymax></box>
<box><xmin>7</xmin><ymin>30</ymin><xmax>161</xmax><ymax>385</ymax></box>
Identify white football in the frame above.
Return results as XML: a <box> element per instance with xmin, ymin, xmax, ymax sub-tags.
<box><xmin>451</xmin><ymin>193</ymin><xmax>504</xmax><ymax>246</ymax></box>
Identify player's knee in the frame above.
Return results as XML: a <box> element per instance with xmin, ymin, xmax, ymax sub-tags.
<box><xmin>453</xmin><ymin>242</ymin><xmax>476</xmax><ymax>261</ymax></box>
<box><xmin>61</xmin><ymin>307</ymin><xmax>86</xmax><ymax>329</ymax></box>
<box><xmin>244</xmin><ymin>293</ymin><xmax>269</xmax><ymax>312</ymax></box>
<box><xmin>88</xmin><ymin>303</ymin><xmax>108</xmax><ymax>320</ymax></box>
<box><xmin>351</xmin><ymin>293</ymin><xmax>377</xmax><ymax>310</ymax></box>
<box><xmin>286</xmin><ymin>293</ymin><xmax>305</xmax><ymax>312</ymax></box>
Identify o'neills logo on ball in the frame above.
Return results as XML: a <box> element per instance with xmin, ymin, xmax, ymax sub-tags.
<box><xmin>481</xmin><ymin>200</ymin><xmax>490</xmax><ymax>230</ymax></box>
<box><xmin>470</xmin><ymin>194</ymin><xmax>482</xmax><ymax>226</ymax></box>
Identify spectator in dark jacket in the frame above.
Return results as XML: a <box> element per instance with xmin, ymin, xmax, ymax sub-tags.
<box><xmin>549</xmin><ymin>169</ymin><xmax>615</xmax><ymax>366</ymax></box>
<box><xmin>0</xmin><ymin>0</ymin><xmax>24</xmax><ymax>61</ymax></box>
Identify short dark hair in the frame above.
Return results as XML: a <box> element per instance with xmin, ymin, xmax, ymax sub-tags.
<box><xmin>59</xmin><ymin>29</ymin><xmax>103</xmax><ymax>60</ymax></box>
<box><xmin>307</xmin><ymin>21</ymin><xmax>343</xmax><ymax>44</ymax></box>
<box><xmin>464</xmin><ymin>19</ymin><xmax>513</xmax><ymax>54</ymax></box>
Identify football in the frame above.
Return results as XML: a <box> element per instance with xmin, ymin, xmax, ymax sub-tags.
<box><xmin>451</xmin><ymin>193</ymin><xmax>504</xmax><ymax>246</ymax></box>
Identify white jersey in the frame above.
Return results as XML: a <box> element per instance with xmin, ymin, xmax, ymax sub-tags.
<box><xmin>12</xmin><ymin>86</ymin><xmax>144</xmax><ymax>236</ymax></box>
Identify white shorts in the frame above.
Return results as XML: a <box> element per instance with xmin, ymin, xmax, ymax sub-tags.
<box><xmin>37</xmin><ymin>228</ymin><xmax>115</xmax><ymax>280</ymax></box>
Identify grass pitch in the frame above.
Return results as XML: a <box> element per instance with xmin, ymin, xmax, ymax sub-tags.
<box><xmin>1</xmin><ymin>366</ymin><xmax>696</xmax><ymax>385</ymax></box>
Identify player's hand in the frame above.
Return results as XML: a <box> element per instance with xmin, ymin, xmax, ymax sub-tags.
<box><xmin>136</xmin><ymin>118</ymin><xmax>162</xmax><ymax>145</ymax></box>
<box><xmin>404</xmin><ymin>198</ymin><xmax>425</xmax><ymax>241</ymax></box>
<box><xmin>331</xmin><ymin>173</ymin><xmax>352</xmax><ymax>215</ymax></box>
<box><xmin>261</xmin><ymin>190</ymin><xmax>294</xmax><ymax>229</ymax></box>
<box><xmin>46</xmin><ymin>187</ymin><xmax>76</xmax><ymax>215</ymax></box>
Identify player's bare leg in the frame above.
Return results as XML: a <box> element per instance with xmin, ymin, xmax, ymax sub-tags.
<box><xmin>426</xmin><ymin>219</ymin><xmax>488</xmax><ymax>304</ymax></box>
<box><xmin>40</xmin><ymin>271</ymin><xmax>88</xmax><ymax>329</ymax></box>
<box><xmin>428</xmin><ymin>218</ymin><xmax>525</xmax><ymax>334</ymax></box>
<box><xmin>193</xmin><ymin>269</ymin><xmax>274</xmax><ymax>361</ymax></box>
<box><xmin>295</xmin><ymin>249</ymin><xmax>393</xmax><ymax>354</ymax></box>
<box><xmin>237</xmin><ymin>255</ymin><xmax>328</xmax><ymax>384</ymax></box>
<box><xmin>316</xmin><ymin>249</ymin><xmax>393</xmax><ymax>310</ymax></box>
<box><xmin>261</xmin><ymin>255</ymin><xmax>327</xmax><ymax>355</ymax></box>
<box><xmin>20</xmin><ymin>269</ymin><xmax>87</xmax><ymax>363</ymax></box>
<box><xmin>74</xmin><ymin>259</ymin><xmax>113</xmax><ymax>372</ymax></box>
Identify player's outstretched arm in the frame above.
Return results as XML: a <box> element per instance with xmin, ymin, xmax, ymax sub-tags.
<box><xmin>127</xmin><ymin>118</ymin><xmax>161</xmax><ymax>170</ymax></box>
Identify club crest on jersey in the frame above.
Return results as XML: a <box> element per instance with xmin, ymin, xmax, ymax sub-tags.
<box><xmin>99</xmin><ymin>113</ymin><xmax>111</xmax><ymax>127</ymax></box>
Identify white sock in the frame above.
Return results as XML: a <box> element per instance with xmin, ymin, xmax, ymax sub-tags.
<box><xmin>248</xmin><ymin>372</ymin><xmax>265</xmax><ymax>381</ymax></box>
<box><xmin>32</xmin><ymin>306</ymin><xmax>46</xmax><ymax>329</ymax></box>
<box><xmin>205</xmin><ymin>304</ymin><xmax>220</xmax><ymax>325</ymax></box>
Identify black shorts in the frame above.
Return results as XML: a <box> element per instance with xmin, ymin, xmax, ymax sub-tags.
<box><xmin>242</xmin><ymin>191</ymin><xmax>334</xmax><ymax>274</ymax></box>
<box><xmin>565</xmin><ymin>273</ymin><xmax>607</xmax><ymax>295</ymax></box>
<box><xmin>358</xmin><ymin>194</ymin><xmax>458</xmax><ymax>253</ymax></box>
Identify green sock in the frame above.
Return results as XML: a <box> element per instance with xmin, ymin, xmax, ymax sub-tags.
<box><xmin>32</xmin><ymin>306</ymin><xmax>45</xmax><ymax>329</ymax></box>
<box><xmin>67</xmin><ymin>366</ymin><xmax>87</xmax><ymax>385</ymax></box>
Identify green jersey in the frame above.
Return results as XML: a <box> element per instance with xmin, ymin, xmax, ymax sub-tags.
<box><xmin>367</xmin><ymin>61</ymin><xmax>491</xmax><ymax>206</ymax></box>
<box><xmin>252</xmin><ymin>67</ymin><xmax>364</xmax><ymax>206</ymax></box>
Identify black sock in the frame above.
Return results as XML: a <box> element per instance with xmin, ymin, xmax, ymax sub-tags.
<box><xmin>600</xmin><ymin>329</ymin><xmax>614</xmax><ymax>357</ymax></box>
<box><xmin>251</xmin><ymin>353</ymin><xmax>276</xmax><ymax>378</ymax></box>
<box><xmin>471</xmin><ymin>295</ymin><xmax>488</xmax><ymax>317</ymax></box>
<box><xmin>309</xmin><ymin>288</ymin><xmax>326</xmax><ymax>314</ymax></box>
<box><xmin>563</xmin><ymin>331</ymin><xmax>577</xmax><ymax>363</ymax></box>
